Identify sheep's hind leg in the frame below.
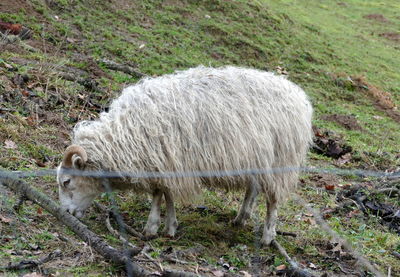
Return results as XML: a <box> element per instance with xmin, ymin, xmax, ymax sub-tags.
<box><xmin>163</xmin><ymin>191</ymin><xmax>178</xmax><ymax>237</ymax></box>
<box><xmin>261</xmin><ymin>196</ymin><xmax>277</xmax><ymax>246</ymax></box>
<box><xmin>233</xmin><ymin>181</ymin><xmax>259</xmax><ymax>226</ymax></box>
<box><xmin>143</xmin><ymin>189</ymin><xmax>163</xmax><ymax>238</ymax></box>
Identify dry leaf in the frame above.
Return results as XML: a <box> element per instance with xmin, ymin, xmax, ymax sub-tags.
<box><xmin>240</xmin><ymin>271</ymin><xmax>251</xmax><ymax>277</ymax></box>
<box><xmin>308</xmin><ymin>262</ymin><xmax>317</xmax><ymax>269</ymax></box>
<box><xmin>23</xmin><ymin>273</ymin><xmax>45</xmax><ymax>277</ymax></box>
<box><xmin>337</xmin><ymin>152</ymin><xmax>352</xmax><ymax>165</ymax></box>
<box><xmin>0</xmin><ymin>214</ymin><xmax>12</xmax><ymax>223</ymax></box>
<box><xmin>325</xmin><ymin>184</ymin><xmax>335</xmax><ymax>191</ymax></box>
<box><xmin>21</xmin><ymin>90</ymin><xmax>30</xmax><ymax>97</ymax></box>
<box><xmin>276</xmin><ymin>264</ymin><xmax>286</xmax><ymax>271</ymax></box>
<box><xmin>346</xmin><ymin>209</ymin><xmax>361</xmax><ymax>218</ymax></box>
<box><xmin>321</xmin><ymin>208</ymin><xmax>335</xmax><ymax>219</ymax></box>
<box><xmin>4</xmin><ymin>140</ymin><xmax>17</xmax><ymax>149</ymax></box>
<box><xmin>66</xmin><ymin>37</ymin><xmax>77</xmax><ymax>43</ymax></box>
<box><xmin>304</xmin><ymin>217</ymin><xmax>316</xmax><ymax>225</ymax></box>
<box><xmin>331</xmin><ymin>242</ymin><xmax>346</xmax><ymax>257</ymax></box>
<box><xmin>212</xmin><ymin>270</ymin><xmax>224</xmax><ymax>277</ymax></box>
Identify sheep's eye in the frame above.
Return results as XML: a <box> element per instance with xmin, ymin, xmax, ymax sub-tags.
<box><xmin>63</xmin><ymin>179</ymin><xmax>71</xmax><ymax>187</ymax></box>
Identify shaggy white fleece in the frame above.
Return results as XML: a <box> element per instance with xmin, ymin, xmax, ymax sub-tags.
<box><xmin>72</xmin><ymin>66</ymin><xmax>313</xmax><ymax>203</ymax></box>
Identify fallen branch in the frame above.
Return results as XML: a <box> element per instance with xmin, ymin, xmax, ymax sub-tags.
<box><xmin>0</xmin><ymin>107</ymin><xmax>16</xmax><ymax>113</ymax></box>
<box><xmin>0</xmin><ymin>249</ymin><xmax>62</xmax><ymax>271</ymax></box>
<box><xmin>94</xmin><ymin>202</ymin><xmax>144</xmax><ymax>239</ymax></box>
<box><xmin>161</xmin><ymin>270</ymin><xmax>200</xmax><ymax>277</ymax></box>
<box><xmin>7</xmin><ymin>57</ymin><xmax>107</xmax><ymax>94</ymax></box>
<box><xmin>1</xmin><ymin>176</ymin><xmax>204</xmax><ymax>276</ymax></box>
<box><xmin>105</xmin><ymin>212</ymin><xmax>137</xmax><ymax>249</ymax></box>
<box><xmin>98</xmin><ymin>59</ymin><xmax>146</xmax><ymax>78</ymax></box>
<box><xmin>271</xmin><ymin>240</ymin><xmax>316</xmax><ymax>277</ymax></box>
<box><xmin>140</xmin><ymin>245</ymin><xmax>164</xmax><ymax>272</ymax></box>
<box><xmin>277</xmin><ymin>231</ymin><xmax>297</xmax><ymax>238</ymax></box>
<box><xmin>293</xmin><ymin>195</ymin><xmax>384</xmax><ymax>277</ymax></box>
<box><xmin>162</xmin><ymin>255</ymin><xmax>191</xmax><ymax>265</ymax></box>
<box><xmin>369</xmin><ymin>187</ymin><xmax>400</xmax><ymax>197</ymax></box>
<box><xmin>0</xmin><ymin>176</ymin><xmax>149</xmax><ymax>276</ymax></box>
<box><xmin>58</xmin><ymin>72</ymin><xmax>104</xmax><ymax>93</ymax></box>
<box><xmin>12</xmin><ymin>193</ymin><xmax>27</xmax><ymax>212</ymax></box>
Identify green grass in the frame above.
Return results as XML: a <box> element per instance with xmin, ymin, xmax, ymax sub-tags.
<box><xmin>0</xmin><ymin>0</ymin><xmax>399</xmax><ymax>275</ymax></box>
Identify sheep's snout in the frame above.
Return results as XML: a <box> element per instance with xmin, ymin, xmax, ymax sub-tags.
<box><xmin>62</xmin><ymin>205</ymin><xmax>85</xmax><ymax>218</ymax></box>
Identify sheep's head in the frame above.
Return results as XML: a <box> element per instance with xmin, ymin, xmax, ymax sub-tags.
<box><xmin>57</xmin><ymin>145</ymin><xmax>100</xmax><ymax>218</ymax></box>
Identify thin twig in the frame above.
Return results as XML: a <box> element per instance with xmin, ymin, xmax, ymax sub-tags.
<box><xmin>13</xmin><ymin>194</ymin><xmax>27</xmax><ymax>212</ymax></box>
<box><xmin>293</xmin><ymin>194</ymin><xmax>384</xmax><ymax>277</ymax></box>
<box><xmin>370</xmin><ymin>188</ymin><xmax>400</xmax><ymax>197</ymax></box>
<box><xmin>277</xmin><ymin>231</ymin><xmax>297</xmax><ymax>237</ymax></box>
<box><xmin>271</xmin><ymin>240</ymin><xmax>316</xmax><ymax>277</ymax></box>
<box><xmin>140</xmin><ymin>245</ymin><xmax>164</xmax><ymax>272</ymax></box>
<box><xmin>98</xmin><ymin>59</ymin><xmax>146</xmax><ymax>78</ymax></box>
<box><xmin>392</xmin><ymin>251</ymin><xmax>400</xmax><ymax>260</ymax></box>
<box><xmin>0</xmin><ymin>249</ymin><xmax>62</xmax><ymax>271</ymax></box>
<box><xmin>94</xmin><ymin>202</ymin><xmax>144</xmax><ymax>239</ymax></box>
<box><xmin>105</xmin><ymin>212</ymin><xmax>137</xmax><ymax>249</ymax></box>
<box><xmin>162</xmin><ymin>255</ymin><xmax>192</xmax><ymax>265</ymax></box>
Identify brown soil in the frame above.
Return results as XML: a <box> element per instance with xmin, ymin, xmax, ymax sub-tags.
<box><xmin>363</xmin><ymin>14</ymin><xmax>389</xmax><ymax>23</ymax></box>
<box><xmin>0</xmin><ymin>0</ymin><xmax>39</xmax><ymax>15</ymax></box>
<box><xmin>25</xmin><ymin>39</ymin><xmax>59</xmax><ymax>55</ymax></box>
<box><xmin>310</xmin><ymin>173</ymin><xmax>341</xmax><ymax>188</ymax></box>
<box><xmin>352</xmin><ymin>76</ymin><xmax>400</xmax><ymax>123</ymax></box>
<box><xmin>322</xmin><ymin>114</ymin><xmax>362</xmax><ymax>131</ymax></box>
<box><xmin>379</xmin><ymin>32</ymin><xmax>400</xmax><ymax>42</ymax></box>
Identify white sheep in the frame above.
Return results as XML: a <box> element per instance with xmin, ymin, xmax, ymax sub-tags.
<box><xmin>57</xmin><ymin>66</ymin><xmax>313</xmax><ymax>245</ymax></box>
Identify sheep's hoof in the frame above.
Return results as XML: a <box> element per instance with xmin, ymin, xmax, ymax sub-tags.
<box><xmin>143</xmin><ymin>226</ymin><xmax>159</xmax><ymax>240</ymax></box>
<box><xmin>261</xmin><ymin>233</ymin><xmax>276</xmax><ymax>246</ymax></box>
<box><xmin>164</xmin><ymin>221</ymin><xmax>178</xmax><ymax>238</ymax></box>
<box><xmin>232</xmin><ymin>216</ymin><xmax>246</xmax><ymax>227</ymax></box>
<box><xmin>142</xmin><ymin>232</ymin><xmax>158</xmax><ymax>241</ymax></box>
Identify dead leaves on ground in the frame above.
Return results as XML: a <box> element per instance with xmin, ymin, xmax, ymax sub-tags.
<box><xmin>312</xmin><ymin>127</ymin><xmax>353</xmax><ymax>160</ymax></box>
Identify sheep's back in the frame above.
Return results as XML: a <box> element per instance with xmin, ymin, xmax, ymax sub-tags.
<box><xmin>73</xmin><ymin>66</ymin><xmax>313</xmax><ymax>202</ymax></box>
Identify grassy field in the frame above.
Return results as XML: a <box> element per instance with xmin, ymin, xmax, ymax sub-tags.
<box><xmin>0</xmin><ymin>0</ymin><xmax>399</xmax><ymax>276</ymax></box>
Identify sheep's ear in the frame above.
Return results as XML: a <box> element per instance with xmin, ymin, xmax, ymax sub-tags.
<box><xmin>72</xmin><ymin>154</ymin><xmax>86</xmax><ymax>169</ymax></box>
<box><xmin>62</xmin><ymin>145</ymin><xmax>87</xmax><ymax>169</ymax></box>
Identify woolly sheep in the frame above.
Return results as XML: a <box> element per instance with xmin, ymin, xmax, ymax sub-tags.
<box><xmin>56</xmin><ymin>66</ymin><xmax>313</xmax><ymax>245</ymax></box>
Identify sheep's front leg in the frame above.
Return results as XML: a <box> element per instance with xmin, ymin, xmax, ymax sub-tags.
<box><xmin>143</xmin><ymin>189</ymin><xmax>163</xmax><ymax>238</ymax></box>
<box><xmin>261</xmin><ymin>196</ymin><xmax>277</xmax><ymax>246</ymax></box>
<box><xmin>163</xmin><ymin>191</ymin><xmax>178</xmax><ymax>237</ymax></box>
<box><xmin>233</xmin><ymin>181</ymin><xmax>259</xmax><ymax>226</ymax></box>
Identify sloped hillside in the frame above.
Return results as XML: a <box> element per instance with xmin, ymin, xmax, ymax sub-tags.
<box><xmin>0</xmin><ymin>0</ymin><xmax>399</xmax><ymax>276</ymax></box>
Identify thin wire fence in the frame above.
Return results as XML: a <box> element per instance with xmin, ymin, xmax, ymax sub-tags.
<box><xmin>1</xmin><ymin>165</ymin><xmax>398</xmax><ymax>276</ymax></box>
<box><xmin>2</xmin><ymin>166</ymin><xmax>399</xmax><ymax>179</ymax></box>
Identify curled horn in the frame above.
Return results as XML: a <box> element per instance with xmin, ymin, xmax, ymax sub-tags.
<box><xmin>62</xmin><ymin>145</ymin><xmax>87</xmax><ymax>168</ymax></box>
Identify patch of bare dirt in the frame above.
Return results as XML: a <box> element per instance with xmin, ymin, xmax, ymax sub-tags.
<box><xmin>363</xmin><ymin>14</ymin><xmax>389</xmax><ymax>23</ymax></box>
<box><xmin>0</xmin><ymin>0</ymin><xmax>39</xmax><ymax>16</ymax></box>
<box><xmin>379</xmin><ymin>32</ymin><xmax>400</xmax><ymax>42</ymax></box>
<box><xmin>352</xmin><ymin>76</ymin><xmax>400</xmax><ymax>123</ymax></box>
<box><xmin>330</xmin><ymin>73</ymin><xmax>400</xmax><ymax>123</ymax></box>
<box><xmin>322</xmin><ymin>114</ymin><xmax>362</xmax><ymax>131</ymax></box>
<box><xmin>310</xmin><ymin>173</ymin><xmax>341</xmax><ymax>189</ymax></box>
<box><xmin>25</xmin><ymin>39</ymin><xmax>59</xmax><ymax>55</ymax></box>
